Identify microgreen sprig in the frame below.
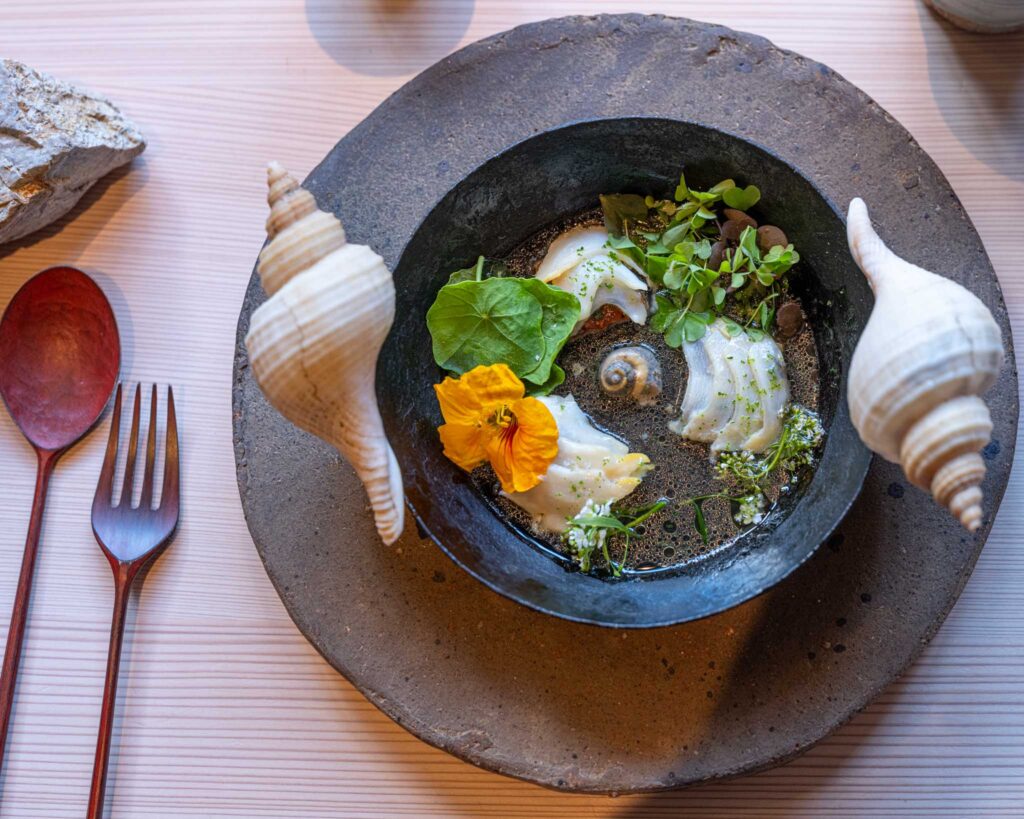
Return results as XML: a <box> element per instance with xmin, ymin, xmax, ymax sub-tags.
<box><xmin>564</xmin><ymin>499</ymin><xmax>668</xmax><ymax>575</ymax></box>
<box><xmin>681</xmin><ymin>405</ymin><xmax>824</xmax><ymax>543</ymax></box>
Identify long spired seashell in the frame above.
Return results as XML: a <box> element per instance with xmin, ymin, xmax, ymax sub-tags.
<box><xmin>846</xmin><ymin>197</ymin><xmax>1003</xmax><ymax>532</ymax></box>
<box><xmin>245</xmin><ymin>162</ymin><xmax>404</xmax><ymax>544</ymax></box>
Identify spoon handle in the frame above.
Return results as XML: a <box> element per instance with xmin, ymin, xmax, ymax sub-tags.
<box><xmin>0</xmin><ymin>448</ymin><xmax>58</xmax><ymax>765</ymax></box>
<box><xmin>87</xmin><ymin>561</ymin><xmax>136</xmax><ymax>819</ymax></box>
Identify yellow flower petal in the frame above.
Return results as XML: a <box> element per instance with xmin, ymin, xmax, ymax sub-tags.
<box><xmin>486</xmin><ymin>396</ymin><xmax>559</xmax><ymax>493</ymax></box>
<box><xmin>438</xmin><ymin>421</ymin><xmax>488</xmax><ymax>471</ymax></box>
<box><xmin>459</xmin><ymin>363</ymin><xmax>525</xmax><ymax>404</ymax></box>
<box><xmin>434</xmin><ymin>363</ymin><xmax>524</xmax><ymax>426</ymax></box>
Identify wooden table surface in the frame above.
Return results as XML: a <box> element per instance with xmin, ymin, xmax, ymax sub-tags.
<box><xmin>1</xmin><ymin>1</ymin><xmax>1021</xmax><ymax>816</ymax></box>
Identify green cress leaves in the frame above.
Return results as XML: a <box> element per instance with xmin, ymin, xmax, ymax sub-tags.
<box><xmin>599</xmin><ymin>173</ymin><xmax>798</xmax><ymax>346</ymax></box>
<box><xmin>722</xmin><ymin>184</ymin><xmax>761</xmax><ymax>211</ymax></box>
<box><xmin>426</xmin><ymin>260</ymin><xmax>580</xmax><ymax>394</ymax></box>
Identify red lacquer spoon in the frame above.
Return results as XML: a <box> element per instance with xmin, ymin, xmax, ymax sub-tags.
<box><xmin>0</xmin><ymin>266</ymin><xmax>119</xmax><ymax>769</ymax></box>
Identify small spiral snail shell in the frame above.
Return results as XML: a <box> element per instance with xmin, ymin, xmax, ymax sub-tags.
<box><xmin>599</xmin><ymin>345</ymin><xmax>662</xmax><ymax>406</ymax></box>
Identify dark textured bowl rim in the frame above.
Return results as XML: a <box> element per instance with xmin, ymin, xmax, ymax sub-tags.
<box><xmin>390</xmin><ymin>115</ymin><xmax>872</xmax><ymax>628</ymax></box>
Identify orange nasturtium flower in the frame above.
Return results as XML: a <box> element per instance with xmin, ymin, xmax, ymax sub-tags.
<box><xmin>434</xmin><ymin>363</ymin><xmax>559</xmax><ymax>493</ymax></box>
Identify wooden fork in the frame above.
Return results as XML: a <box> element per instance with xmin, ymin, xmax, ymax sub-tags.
<box><xmin>88</xmin><ymin>383</ymin><xmax>180</xmax><ymax>819</ymax></box>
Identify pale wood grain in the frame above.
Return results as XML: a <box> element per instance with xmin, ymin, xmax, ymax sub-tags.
<box><xmin>0</xmin><ymin>0</ymin><xmax>1021</xmax><ymax>816</ymax></box>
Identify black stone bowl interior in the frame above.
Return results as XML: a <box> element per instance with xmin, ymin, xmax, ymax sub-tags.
<box><xmin>379</xmin><ymin>117</ymin><xmax>872</xmax><ymax>628</ymax></box>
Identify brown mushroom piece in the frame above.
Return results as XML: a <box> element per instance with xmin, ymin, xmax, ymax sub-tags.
<box><xmin>720</xmin><ymin>219</ymin><xmax>744</xmax><ymax>243</ymax></box>
<box><xmin>756</xmin><ymin>224</ymin><xmax>788</xmax><ymax>252</ymax></box>
<box><xmin>708</xmin><ymin>240</ymin><xmax>726</xmax><ymax>272</ymax></box>
<box><xmin>723</xmin><ymin>209</ymin><xmax>757</xmax><ymax>231</ymax></box>
<box><xmin>775</xmin><ymin>301</ymin><xmax>804</xmax><ymax>339</ymax></box>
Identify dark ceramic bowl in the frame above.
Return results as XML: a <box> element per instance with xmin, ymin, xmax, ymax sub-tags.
<box><xmin>379</xmin><ymin>117</ymin><xmax>872</xmax><ymax>628</ymax></box>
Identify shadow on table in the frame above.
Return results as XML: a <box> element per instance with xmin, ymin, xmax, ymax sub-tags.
<box><xmin>610</xmin><ymin>724</ymin><xmax>872</xmax><ymax>816</ymax></box>
<box><xmin>305</xmin><ymin>0</ymin><xmax>475</xmax><ymax>77</ymax></box>
<box><xmin>917</xmin><ymin>1</ymin><xmax>1024</xmax><ymax>181</ymax></box>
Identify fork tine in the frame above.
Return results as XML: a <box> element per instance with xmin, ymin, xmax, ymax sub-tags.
<box><xmin>160</xmin><ymin>386</ymin><xmax>180</xmax><ymax>515</ymax></box>
<box><xmin>119</xmin><ymin>384</ymin><xmax>142</xmax><ymax>508</ymax></box>
<box><xmin>93</xmin><ymin>383</ymin><xmax>123</xmax><ymax>511</ymax></box>
<box><xmin>139</xmin><ymin>384</ymin><xmax>158</xmax><ymax>510</ymax></box>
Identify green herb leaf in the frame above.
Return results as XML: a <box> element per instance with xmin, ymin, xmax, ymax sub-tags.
<box><xmin>662</xmin><ymin>310</ymin><xmax>688</xmax><ymax>347</ymax></box>
<box><xmin>738</xmin><ymin>226</ymin><xmax>761</xmax><ymax>263</ymax></box>
<box><xmin>682</xmin><ymin>312</ymin><xmax>711</xmax><ymax>343</ymax></box>
<box><xmin>650</xmin><ymin>294</ymin><xmax>678</xmax><ymax>331</ymax></box>
<box><xmin>615</xmin><ymin>500</ymin><xmax>668</xmax><ymax>526</ymax></box>
<box><xmin>663</xmin><ymin>264</ymin><xmax>686</xmax><ymax>291</ymax></box>
<box><xmin>426</xmin><ymin>278</ymin><xmax>579</xmax><ymax>387</ymax></box>
<box><xmin>644</xmin><ymin>253</ymin><xmax>670</xmax><ymax>284</ymax></box>
<box><xmin>427</xmin><ymin>279</ymin><xmax>543</xmax><ymax>376</ymax></box>
<box><xmin>607</xmin><ymin>233</ymin><xmax>638</xmax><ymax>250</ymax></box>
<box><xmin>518</xmin><ymin>278</ymin><xmax>581</xmax><ymax>385</ymax></box>
<box><xmin>673</xmin><ymin>200</ymin><xmax>699</xmax><ymax>220</ymax></box>
<box><xmin>714</xmin><ymin>405</ymin><xmax>824</xmax><ymax>496</ymax></box>
<box><xmin>526</xmin><ymin>362</ymin><xmax>565</xmax><ymax>396</ymax></box>
<box><xmin>563</xmin><ymin>500</ymin><xmax>670</xmax><ymax>575</ymax></box>
<box><xmin>730</xmin><ymin>272</ymin><xmax>745</xmax><ymax>289</ymax></box>
<box><xmin>661</xmin><ymin>223</ymin><xmax>689</xmax><ymax>250</ymax></box>
<box><xmin>674</xmin><ymin>172</ymin><xmax>689</xmax><ymax>202</ymax></box>
<box><xmin>600</xmin><ymin>193</ymin><xmax>648</xmax><ymax>234</ymax></box>
<box><xmin>722</xmin><ymin>184</ymin><xmax>761</xmax><ymax>211</ymax></box>
<box><xmin>651</xmin><ymin>307</ymin><xmax>678</xmax><ymax>337</ymax></box>
<box><xmin>691</xmin><ymin>499</ymin><xmax>709</xmax><ymax>544</ymax></box>
<box><xmin>571</xmin><ymin>515</ymin><xmax>630</xmax><ymax>532</ymax></box>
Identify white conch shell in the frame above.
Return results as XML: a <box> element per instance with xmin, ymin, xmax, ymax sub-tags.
<box><xmin>245</xmin><ymin>162</ymin><xmax>404</xmax><ymax>544</ymax></box>
<box><xmin>846</xmin><ymin>197</ymin><xmax>1003</xmax><ymax>532</ymax></box>
<box><xmin>505</xmin><ymin>394</ymin><xmax>650</xmax><ymax>532</ymax></box>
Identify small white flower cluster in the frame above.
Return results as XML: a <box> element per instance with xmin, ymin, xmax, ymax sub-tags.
<box><xmin>565</xmin><ymin>499</ymin><xmax>611</xmax><ymax>571</ymax></box>
<box><xmin>780</xmin><ymin>406</ymin><xmax>824</xmax><ymax>470</ymax></box>
<box><xmin>714</xmin><ymin>450</ymin><xmax>756</xmax><ymax>483</ymax></box>
<box><xmin>734</xmin><ymin>492</ymin><xmax>766</xmax><ymax>526</ymax></box>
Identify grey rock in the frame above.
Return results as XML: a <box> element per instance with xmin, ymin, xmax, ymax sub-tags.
<box><xmin>0</xmin><ymin>58</ymin><xmax>144</xmax><ymax>244</ymax></box>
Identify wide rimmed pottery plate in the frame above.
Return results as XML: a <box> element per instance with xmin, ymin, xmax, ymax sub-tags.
<box><xmin>233</xmin><ymin>14</ymin><xmax>1017</xmax><ymax>793</ymax></box>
